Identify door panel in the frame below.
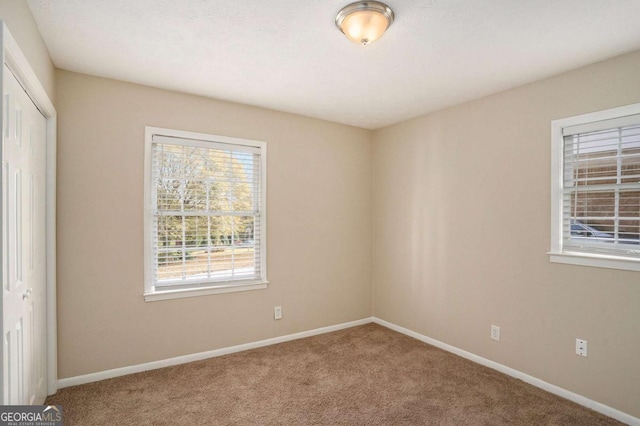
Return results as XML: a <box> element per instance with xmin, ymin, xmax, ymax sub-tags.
<box><xmin>2</xmin><ymin>64</ymin><xmax>47</xmax><ymax>405</ymax></box>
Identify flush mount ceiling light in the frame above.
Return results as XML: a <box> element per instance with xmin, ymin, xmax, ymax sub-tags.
<box><xmin>335</xmin><ymin>1</ymin><xmax>395</xmax><ymax>46</ymax></box>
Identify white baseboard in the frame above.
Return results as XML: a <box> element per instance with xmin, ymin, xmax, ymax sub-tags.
<box><xmin>58</xmin><ymin>317</ymin><xmax>373</xmax><ymax>389</ymax></box>
<box><xmin>372</xmin><ymin>317</ymin><xmax>639</xmax><ymax>426</ymax></box>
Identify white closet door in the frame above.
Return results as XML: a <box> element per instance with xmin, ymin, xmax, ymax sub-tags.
<box><xmin>2</xmin><ymin>63</ymin><xmax>47</xmax><ymax>405</ymax></box>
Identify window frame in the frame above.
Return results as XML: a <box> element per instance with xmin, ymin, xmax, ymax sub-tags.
<box><xmin>549</xmin><ymin>103</ymin><xmax>640</xmax><ymax>272</ymax></box>
<box><xmin>143</xmin><ymin>126</ymin><xmax>268</xmax><ymax>302</ymax></box>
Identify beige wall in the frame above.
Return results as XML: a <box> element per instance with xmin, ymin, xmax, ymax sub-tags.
<box><xmin>0</xmin><ymin>0</ymin><xmax>55</xmax><ymax>102</ymax></box>
<box><xmin>372</xmin><ymin>49</ymin><xmax>640</xmax><ymax>417</ymax></box>
<box><xmin>55</xmin><ymin>70</ymin><xmax>372</xmax><ymax>379</ymax></box>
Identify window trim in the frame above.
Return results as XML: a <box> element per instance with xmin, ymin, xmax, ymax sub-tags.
<box><xmin>549</xmin><ymin>103</ymin><xmax>640</xmax><ymax>272</ymax></box>
<box><xmin>143</xmin><ymin>126</ymin><xmax>268</xmax><ymax>302</ymax></box>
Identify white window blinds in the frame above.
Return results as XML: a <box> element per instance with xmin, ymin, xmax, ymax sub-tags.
<box><xmin>561</xmin><ymin>115</ymin><xmax>640</xmax><ymax>258</ymax></box>
<box><xmin>149</xmin><ymin>133</ymin><xmax>266</xmax><ymax>290</ymax></box>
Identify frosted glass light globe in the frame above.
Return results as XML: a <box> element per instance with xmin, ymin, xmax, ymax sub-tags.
<box><xmin>336</xmin><ymin>2</ymin><xmax>394</xmax><ymax>46</ymax></box>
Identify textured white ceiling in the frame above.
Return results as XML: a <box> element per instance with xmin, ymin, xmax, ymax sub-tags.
<box><xmin>27</xmin><ymin>0</ymin><xmax>640</xmax><ymax>129</ymax></box>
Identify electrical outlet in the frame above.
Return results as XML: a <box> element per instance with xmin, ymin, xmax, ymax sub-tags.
<box><xmin>274</xmin><ymin>306</ymin><xmax>282</xmax><ymax>320</ymax></box>
<box><xmin>576</xmin><ymin>339</ymin><xmax>588</xmax><ymax>357</ymax></box>
<box><xmin>491</xmin><ymin>325</ymin><xmax>500</xmax><ymax>341</ymax></box>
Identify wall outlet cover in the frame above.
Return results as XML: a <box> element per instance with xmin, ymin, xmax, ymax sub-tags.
<box><xmin>491</xmin><ymin>325</ymin><xmax>500</xmax><ymax>341</ymax></box>
<box><xmin>576</xmin><ymin>338</ymin><xmax>588</xmax><ymax>357</ymax></box>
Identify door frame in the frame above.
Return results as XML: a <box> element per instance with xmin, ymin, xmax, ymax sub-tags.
<box><xmin>1</xmin><ymin>22</ymin><xmax>57</xmax><ymax>397</ymax></box>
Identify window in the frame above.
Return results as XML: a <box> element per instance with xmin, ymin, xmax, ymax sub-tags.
<box><xmin>550</xmin><ymin>103</ymin><xmax>640</xmax><ymax>271</ymax></box>
<box><xmin>144</xmin><ymin>127</ymin><xmax>267</xmax><ymax>301</ymax></box>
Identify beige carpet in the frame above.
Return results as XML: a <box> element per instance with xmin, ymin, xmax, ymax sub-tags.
<box><xmin>46</xmin><ymin>323</ymin><xmax>622</xmax><ymax>425</ymax></box>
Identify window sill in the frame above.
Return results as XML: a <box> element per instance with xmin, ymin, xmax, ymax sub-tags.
<box><xmin>548</xmin><ymin>251</ymin><xmax>640</xmax><ymax>272</ymax></box>
<box><xmin>144</xmin><ymin>280</ymin><xmax>269</xmax><ymax>302</ymax></box>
